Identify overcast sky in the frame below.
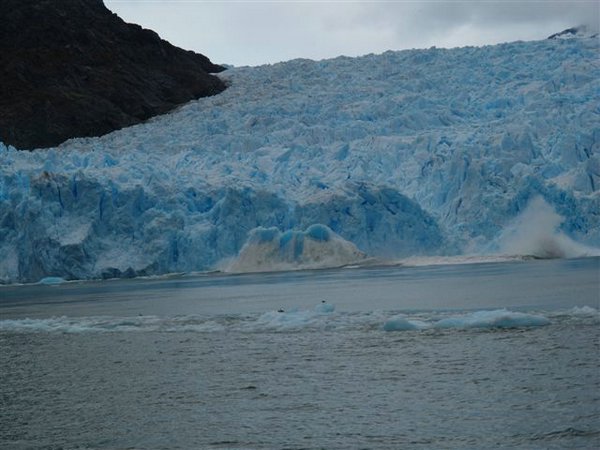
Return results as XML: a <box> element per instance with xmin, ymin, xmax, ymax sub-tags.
<box><xmin>104</xmin><ymin>1</ymin><xmax>600</xmax><ymax>67</ymax></box>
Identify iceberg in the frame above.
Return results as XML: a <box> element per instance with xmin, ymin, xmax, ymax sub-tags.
<box><xmin>0</xmin><ymin>33</ymin><xmax>599</xmax><ymax>283</ymax></box>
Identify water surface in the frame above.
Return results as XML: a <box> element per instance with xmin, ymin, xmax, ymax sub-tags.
<box><xmin>1</xmin><ymin>258</ymin><xmax>599</xmax><ymax>449</ymax></box>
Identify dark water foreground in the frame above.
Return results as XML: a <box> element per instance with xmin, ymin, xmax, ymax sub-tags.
<box><xmin>1</xmin><ymin>258</ymin><xmax>599</xmax><ymax>449</ymax></box>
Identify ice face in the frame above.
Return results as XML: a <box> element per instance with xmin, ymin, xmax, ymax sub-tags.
<box><xmin>0</xmin><ymin>34</ymin><xmax>598</xmax><ymax>283</ymax></box>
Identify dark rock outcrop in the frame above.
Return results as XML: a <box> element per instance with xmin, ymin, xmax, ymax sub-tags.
<box><xmin>0</xmin><ymin>0</ymin><xmax>226</xmax><ymax>150</ymax></box>
<box><xmin>547</xmin><ymin>25</ymin><xmax>598</xmax><ymax>40</ymax></box>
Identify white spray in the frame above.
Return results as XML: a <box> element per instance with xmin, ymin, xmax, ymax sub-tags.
<box><xmin>496</xmin><ymin>196</ymin><xmax>599</xmax><ymax>258</ymax></box>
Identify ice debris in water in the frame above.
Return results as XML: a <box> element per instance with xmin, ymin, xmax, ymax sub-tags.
<box><xmin>255</xmin><ymin>302</ymin><xmax>336</xmax><ymax>330</ymax></box>
<box><xmin>568</xmin><ymin>306</ymin><xmax>599</xmax><ymax>316</ymax></box>
<box><xmin>8</xmin><ymin>307</ymin><xmax>600</xmax><ymax>334</ymax></box>
<box><xmin>37</xmin><ymin>276</ymin><xmax>67</xmax><ymax>285</ymax></box>
<box><xmin>434</xmin><ymin>309</ymin><xmax>550</xmax><ymax>329</ymax></box>
<box><xmin>383</xmin><ymin>309</ymin><xmax>551</xmax><ymax>331</ymax></box>
<box><xmin>383</xmin><ymin>315</ymin><xmax>428</xmax><ymax>331</ymax></box>
<box><xmin>314</xmin><ymin>301</ymin><xmax>335</xmax><ymax>314</ymax></box>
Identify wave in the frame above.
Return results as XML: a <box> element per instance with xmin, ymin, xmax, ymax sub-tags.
<box><xmin>390</xmin><ymin>254</ymin><xmax>533</xmax><ymax>268</ymax></box>
<box><xmin>37</xmin><ymin>276</ymin><xmax>69</xmax><ymax>285</ymax></box>
<box><xmin>2</xmin><ymin>305</ymin><xmax>597</xmax><ymax>334</ymax></box>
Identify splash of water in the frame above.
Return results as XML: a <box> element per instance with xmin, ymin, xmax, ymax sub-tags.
<box><xmin>496</xmin><ymin>196</ymin><xmax>598</xmax><ymax>258</ymax></box>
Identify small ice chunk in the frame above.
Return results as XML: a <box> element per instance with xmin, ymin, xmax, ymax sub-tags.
<box><xmin>37</xmin><ymin>276</ymin><xmax>67</xmax><ymax>285</ymax></box>
<box><xmin>314</xmin><ymin>301</ymin><xmax>335</xmax><ymax>314</ymax></box>
<box><xmin>383</xmin><ymin>315</ymin><xmax>427</xmax><ymax>331</ymax></box>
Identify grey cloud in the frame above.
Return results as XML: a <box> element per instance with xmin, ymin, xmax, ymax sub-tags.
<box><xmin>326</xmin><ymin>1</ymin><xmax>600</xmax><ymax>56</ymax></box>
<box><xmin>105</xmin><ymin>1</ymin><xmax>599</xmax><ymax>66</ymax></box>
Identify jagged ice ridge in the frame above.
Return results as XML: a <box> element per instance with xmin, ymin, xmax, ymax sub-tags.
<box><xmin>0</xmin><ymin>35</ymin><xmax>599</xmax><ymax>282</ymax></box>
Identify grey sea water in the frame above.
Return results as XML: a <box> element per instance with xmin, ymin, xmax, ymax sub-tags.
<box><xmin>1</xmin><ymin>257</ymin><xmax>599</xmax><ymax>449</ymax></box>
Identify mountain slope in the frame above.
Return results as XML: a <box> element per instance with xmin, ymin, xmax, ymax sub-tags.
<box><xmin>0</xmin><ymin>33</ymin><xmax>598</xmax><ymax>282</ymax></box>
<box><xmin>0</xmin><ymin>0</ymin><xmax>225</xmax><ymax>150</ymax></box>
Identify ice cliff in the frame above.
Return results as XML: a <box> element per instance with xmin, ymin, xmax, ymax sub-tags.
<box><xmin>1</xmin><ymin>33</ymin><xmax>599</xmax><ymax>282</ymax></box>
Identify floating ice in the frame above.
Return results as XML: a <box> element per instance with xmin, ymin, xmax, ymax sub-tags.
<box><xmin>567</xmin><ymin>306</ymin><xmax>599</xmax><ymax>317</ymax></box>
<box><xmin>383</xmin><ymin>310</ymin><xmax>551</xmax><ymax>332</ymax></box>
<box><xmin>6</xmin><ymin>307</ymin><xmax>597</xmax><ymax>334</ymax></box>
<box><xmin>383</xmin><ymin>315</ymin><xmax>427</xmax><ymax>331</ymax></box>
<box><xmin>434</xmin><ymin>309</ymin><xmax>550</xmax><ymax>329</ymax></box>
<box><xmin>314</xmin><ymin>301</ymin><xmax>335</xmax><ymax>314</ymax></box>
<box><xmin>253</xmin><ymin>302</ymin><xmax>337</xmax><ymax>331</ymax></box>
<box><xmin>0</xmin><ymin>316</ymin><xmax>111</xmax><ymax>333</ymax></box>
<box><xmin>37</xmin><ymin>276</ymin><xmax>67</xmax><ymax>285</ymax></box>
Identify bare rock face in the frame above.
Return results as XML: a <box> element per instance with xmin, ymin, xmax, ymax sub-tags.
<box><xmin>0</xmin><ymin>0</ymin><xmax>226</xmax><ymax>150</ymax></box>
<box><xmin>547</xmin><ymin>25</ymin><xmax>598</xmax><ymax>40</ymax></box>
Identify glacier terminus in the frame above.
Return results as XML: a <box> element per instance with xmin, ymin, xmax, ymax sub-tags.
<box><xmin>0</xmin><ymin>34</ymin><xmax>598</xmax><ymax>283</ymax></box>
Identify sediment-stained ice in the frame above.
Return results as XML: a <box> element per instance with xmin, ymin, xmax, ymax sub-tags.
<box><xmin>226</xmin><ymin>225</ymin><xmax>367</xmax><ymax>273</ymax></box>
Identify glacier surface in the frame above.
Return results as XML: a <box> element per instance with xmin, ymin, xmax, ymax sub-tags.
<box><xmin>1</xmin><ymin>35</ymin><xmax>599</xmax><ymax>283</ymax></box>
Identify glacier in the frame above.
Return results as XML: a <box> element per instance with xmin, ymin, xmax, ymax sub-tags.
<box><xmin>0</xmin><ymin>34</ymin><xmax>599</xmax><ymax>283</ymax></box>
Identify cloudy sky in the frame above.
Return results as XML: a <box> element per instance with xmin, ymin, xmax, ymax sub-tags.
<box><xmin>105</xmin><ymin>1</ymin><xmax>600</xmax><ymax>66</ymax></box>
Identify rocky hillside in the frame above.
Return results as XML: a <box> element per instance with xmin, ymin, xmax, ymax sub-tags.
<box><xmin>0</xmin><ymin>0</ymin><xmax>226</xmax><ymax>150</ymax></box>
